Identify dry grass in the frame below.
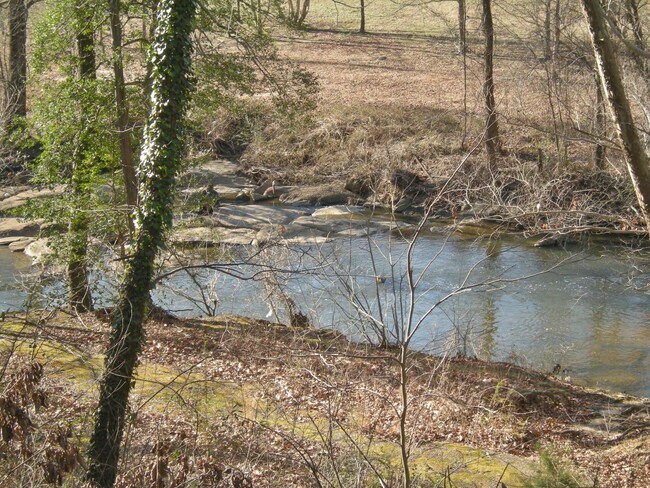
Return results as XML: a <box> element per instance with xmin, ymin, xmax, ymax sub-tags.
<box><xmin>220</xmin><ymin>7</ymin><xmax>646</xmax><ymax>230</ymax></box>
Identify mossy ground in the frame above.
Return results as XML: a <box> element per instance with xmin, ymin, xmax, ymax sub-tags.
<box><xmin>1</xmin><ymin>311</ymin><xmax>648</xmax><ymax>486</ymax></box>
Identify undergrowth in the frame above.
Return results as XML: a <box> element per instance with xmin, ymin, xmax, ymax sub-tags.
<box><xmin>523</xmin><ymin>449</ymin><xmax>585</xmax><ymax>488</ymax></box>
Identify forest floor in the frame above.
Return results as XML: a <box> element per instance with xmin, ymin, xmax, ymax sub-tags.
<box><xmin>1</xmin><ymin>310</ymin><xmax>649</xmax><ymax>487</ymax></box>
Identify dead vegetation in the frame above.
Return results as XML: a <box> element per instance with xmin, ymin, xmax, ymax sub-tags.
<box><xmin>1</xmin><ymin>311</ymin><xmax>649</xmax><ymax>486</ymax></box>
<box><xmin>192</xmin><ymin>27</ymin><xmax>645</xmax><ymax>239</ymax></box>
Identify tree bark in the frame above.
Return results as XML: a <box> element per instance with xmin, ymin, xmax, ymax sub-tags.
<box><xmin>595</xmin><ymin>69</ymin><xmax>606</xmax><ymax>170</ymax></box>
<box><xmin>581</xmin><ymin>0</ymin><xmax>650</xmax><ymax>233</ymax></box>
<box><xmin>6</xmin><ymin>0</ymin><xmax>27</xmax><ymax>131</ymax></box>
<box><xmin>359</xmin><ymin>0</ymin><xmax>366</xmax><ymax>34</ymax></box>
<box><xmin>458</xmin><ymin>0</ymin><xmax>466</xmax><ymax>55</ymax></box>
<box><xmin>482</xmin><ymin>0</ymin><xmax>500</xmax><ymax>167</ymax></box>
<box><xmin>67</xmin><ymin>5</ymin><xmax>96</xmax><ymax>313</ymax></box>
<box><xmin>109</xmin><ymin>0</ymin><xmax>138</xmax><ymax>233</ymax></box>
<box><xmin>86</xmin><ymin>0</ymin><xmax>196</xmax><ymax>484</ymax></box>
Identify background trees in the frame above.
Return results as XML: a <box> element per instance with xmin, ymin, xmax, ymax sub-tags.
<box><xmin>482</xmin><ymin>0</ymin><xmax>500</xmax><ymax>167</ymax></box>
<box><xmin>6</xmin><ymin>0</ymin><xmax>28</xmax><ymax>132</ymax></box>
<box><xmin>4</xmin><ymin>0</ymin><xmax>650</xmax><ymax>484</ymax></box>
<box><xmin>581</xmin><ymin>0</ymin><xmax>650</xmax><ymax>233</ymax></box>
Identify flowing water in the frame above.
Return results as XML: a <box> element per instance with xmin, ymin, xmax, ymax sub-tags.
<box><xmin>0</xmin><ymin>247</ymin><xmax>32</xmax><ymax>312</ymax></box>
<box><xmin>2</xmin><ymin>228</ymin><xmax>650</xmax><ymax>397</ymax></box>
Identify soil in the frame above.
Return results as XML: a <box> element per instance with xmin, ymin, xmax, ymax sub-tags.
<box><xmin>1</xmin><ymin>311</ymin><xmax>649</xmax><ymax>486</ymax></box>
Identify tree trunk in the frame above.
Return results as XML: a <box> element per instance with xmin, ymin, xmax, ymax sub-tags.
<box><xmin>109</xmin><ymin>0</ymin><xmax>138</xmax><ymax>233</ymax></box>
<box><xmin>581</xmin><ymin>0</ymin><xmax>650</xmax><ymax>233</ymax></box>
<box><xmin>359</xmin><ymin>0</ymin><xmax>366</xmax><ymax>34</ymax></box>
<box><xmin>76</xmin><ymin>9</ymin><xmax>95</xmax><ymax>79</ymax></box>
<box><xmin>595</xmin><ymin>70</ymin><xmax>606</xmax><ymax>170</ymax></box>
<box><xmin>6</xmin><ymin>0</ymin><xmax>27</xmax><ymax>132</ymax></box>
<box><xmin>67</xmin><ymin>6</ymin><xmax>96</xmax><ymax>313</ymax></box>
<box><xmin>482</xmin><ymin>0</ymin><xmax>500</xmax><ymax>167</ymax></box>
<box><xmin>553</xmin><ymin>0</ymin><xmax>561</xmax><ymax>62</ymax></box>
<box><xmin>458</xmin><ymin>0</ymin><xmax>466</xmax><ymax>55</ymax></box>
<box><xmin>544</xmin><ymin>0</ymin><xmax>552</xmax><ymax>60</ymax></box>
<box><xmin>299</xmin><ymin>0</ymin><xmax>309</xmax><ymax>23</ymax></box>
<box><xmin>86</xmin><ymin>0</ymin><xmax>196</xmax><ymax>484</ymax></box>
<box><xmin>67</xmin><ymin>205</ymin><xmax>93</xmax><ymax>312</ymax></box>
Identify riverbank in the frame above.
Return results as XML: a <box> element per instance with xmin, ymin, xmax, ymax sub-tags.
<box><xmin>1</xmin><ymin>310</ymin><xmax>649</xmax><ymax>486</ymax></box>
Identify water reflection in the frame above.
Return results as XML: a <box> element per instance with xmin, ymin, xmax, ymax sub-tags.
<box><xmin>0</xmin><ymin>248</ymin><xmax>32</xmax><ymax>311</ymax></box>
<box><xmin>2</xmin><ymin>232</ymin><xmax>650</xmax><ymax>398</ymax></box>
<box><xmin>480</xmin><ymin>294</ymin><xmax>497</xmax><ymax>360</ymax></box>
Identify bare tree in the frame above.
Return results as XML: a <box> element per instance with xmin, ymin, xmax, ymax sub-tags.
<box><xmin>581</xmin><ymin>0</ymin><xmax>650</xmax><ymax>233</ymax></box>
<box><xmin>544</xmin><ymin>0</ymin><xmax>552</xmax><ymax>60</ymax></box>
<box><xmin>5</xmin><ymin>0</ymin><xmax>27</xmax><ymax>132</ymax></box>
<box><xmin>624</xmin><ymin>0</ymin><xmax>648</xmax><ymax>77</ymax></box>
<box><xmin>286</xmin><ymin>0</ymin><xmax>310</xmax><ymax>26</ymax></box>
<box><xmin>482</xmin><ymin>0</ymin><xmax>500</xmax><ymax>167</ymax></box>
<box><xmin>359</xmin><ymin>0</ymin><xmax>365</xmax><ymax>33</ymax></box>
<box><xmin>458</xmin><ymin>0</ymin><xmax>466</xmax><ymax>54</ymax></box>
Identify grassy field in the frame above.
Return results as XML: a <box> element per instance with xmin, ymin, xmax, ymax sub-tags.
<box><xmin>220</xmin><ymin>0</ymin><xmax>643</xmax><ymax>233</ymax></box>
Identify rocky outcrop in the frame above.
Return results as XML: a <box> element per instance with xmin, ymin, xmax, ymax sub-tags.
<box><xmin>171</xmin><ymin>227</ymin><xmax>257</xmax><ymax>247</ymax></box>
<box><xmin>8</xmin><ymin>238</ymin><xmax>34</xmax><ymax>252</ymax></box>
<box><xmin>211</xmin><ymin>204</ymin><xmax>309</xmax><ymax>229</ymax></box>
<box><xmin>0</xmin><ymin>218</ymin><xmax>40</xmax><ymax>238</ymax></box>
<box><xmin>279</xmin><ymin>184</ymin><xmax>360</xmax><ymax>206</ymax></box>
<box><xmin>179</xmin><ymin>160</ymin><xmax>256</xmax><ymax>200</ymax></box>
<box><xmin>24</xmin><ymin>239</ymin><xmax>51</xmax><ymax>263</ymax></box>
<box><xmin>0</xmin><ymin>186</ymin><xmax>65</xmax><ymax>213</ymax></box>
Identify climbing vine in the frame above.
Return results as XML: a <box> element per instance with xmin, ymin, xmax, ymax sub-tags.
<box><xmin>86</xmin><ymin>0</ymin><xmax>196</xmax><ymax>484</ymax></box>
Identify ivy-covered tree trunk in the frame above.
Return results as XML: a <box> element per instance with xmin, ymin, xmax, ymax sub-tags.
<box><xmin>86</xmin><ymin>0</ymin><xmax>196</xmax><ymax>484</ymax></box>
<box><xmin>68</xmin><ymin>7</ymin><xmax>96</xmax><ymax>313</ymax></box>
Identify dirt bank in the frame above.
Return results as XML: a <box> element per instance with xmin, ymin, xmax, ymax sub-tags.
<box><xmin>1</xmin><ymin>311</ymin><xmax>649</xmax><ymax>486</ymax></box>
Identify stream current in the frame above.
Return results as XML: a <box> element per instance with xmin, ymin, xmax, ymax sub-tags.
<box><xmin>2</xmin><ymin>227</ymin><xmax>650</xmax><ymax>397</ymax></box>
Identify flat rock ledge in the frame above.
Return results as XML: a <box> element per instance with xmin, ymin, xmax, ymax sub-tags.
<box><xmin>0</xmin><ymin>186</ymin><xmax>65</xmax><ymax>213</ymax></box>
<box><xmin>0</xmin><ymin>218</ymin><xmax>41</xmax><ymax>238</ymax></box>
<box><xmin>174</xmin><ymin>202</ymin><xmax>415</xmax><ymax>248</ymax></box>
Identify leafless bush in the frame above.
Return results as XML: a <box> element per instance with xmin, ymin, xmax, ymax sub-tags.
<box><xmin>115</xmin><ymin>430</ymin><xmax>253</xmax><ymax>488</ymax></box>
<box><xmin>0</xmin><ymin>354</ymin><xmax>82</xmax><ymax>486</ymax></box>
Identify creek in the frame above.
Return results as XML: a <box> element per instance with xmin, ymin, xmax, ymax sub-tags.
<box><xmin>2</xmin><ymin>226</ymin><xmax>650</xmax><ymax>398</ymax></box>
